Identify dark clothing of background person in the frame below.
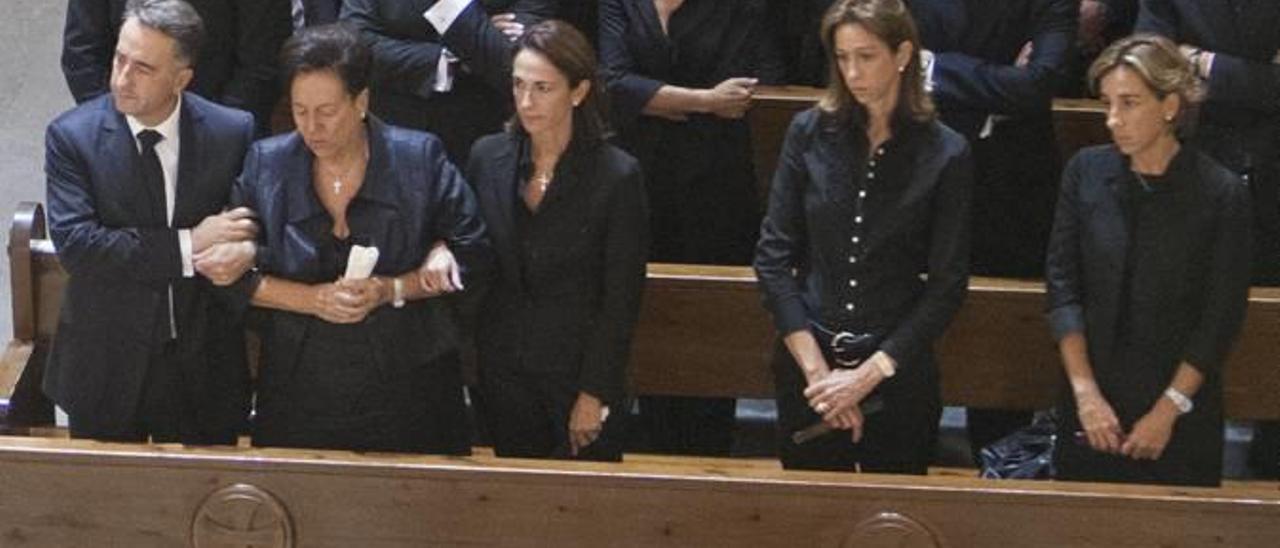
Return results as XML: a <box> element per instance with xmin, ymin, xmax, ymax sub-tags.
<box><xmin>598</xmin><ymin>0</ymin><xmax>783</xmax><ymax>456</ymax></box>
<box><xmin>342</xmin><ymin>0</ymin><xmax>556</xmax><ymax>165</ymax></box>
<box><xmin>299</xmin><ymin>0</ymin><xmax>342</xmax><ymax>27</ymax></box>
<box><xmin>1136</xmin><ymin>0</ymin><xmax>1280</xmax><ymax>285</ymax></box>
<box><xmin>43</xmin><ymin>93</ymin><xmax>255</xmax><ymax>443</ymax></box>
<box><xmin>233</xmin><ymin>117</ymin><xmax>492</xmax><ymax>454</ymax></box>
<box><xmin>466</xmin><ymin>132</ymin><xmax>648</xmax><ymax>461</ymax></box>
<box><xmin>764</xmin><ymin>0</ymin><xmax>836</xmax><ymax>87</ymax></box>
<box><xmin>1061</xmin><ymin>0</ymin><xmax>1139</xmax><ymax>97</ymax></box>
<box><xmin>1046</xmin><ymin>145</ymin><xmax>1251</xmax><ymax>487</ymax></box>
<box><xmin>755</xmin><ymin>108</ymin><xmax>972</xmax><ymax>472</ymax></box>
<box><xmin>907</xmin><ymin>0</ymin><xmax>1076</xmax><ymax>460</ymax></box>
<box><xmin>600</xmin><ymin>0</ymin><xmax>783</xmax><ymax>264</ymax></box>
<box><xmin>909</xmin><ymin>0</ymin><xmax>1075</xmax><ymax>277</ymax></box>
<box><xmin>61</xmin><ymin>0</ymin><xmax>292</xmax><ymax>138</ymax></box>
<box><xmin>557</xmin><ymin>0</ymin><xmax>598</xmax><ymax>47</ymax></box>
<box><xmin>1136</xmin><ymin>0</ymin><xmax>1280</xmax><ymax>479</ymax></box>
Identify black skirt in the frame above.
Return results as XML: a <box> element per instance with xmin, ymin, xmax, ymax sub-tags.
<box><xmin>253</xmin><ymin>317</ymin><xmax>470</xmax><ymax>454</ymax></box>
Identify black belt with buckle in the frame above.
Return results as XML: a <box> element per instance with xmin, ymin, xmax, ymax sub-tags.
<box><xmin>808</xmin><ymin>320</ymin><xmax>882</xmax><ymax>367</ymax></box>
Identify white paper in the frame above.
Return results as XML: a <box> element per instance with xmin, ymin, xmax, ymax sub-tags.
<box><xmin>344</xmin><ymin>245</ymin><xmax>379</xmax><ymax>280</ymax></box>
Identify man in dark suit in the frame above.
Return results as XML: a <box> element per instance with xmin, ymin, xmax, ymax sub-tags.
<box><xmin>44</xmin><ymin>0</ymin><xmax>259</xmax><ymax>443</ymax></box>
<box><xmin>61</xmin><ymin>0</ymin><xmax>291</xmax><ymax>136</ymax></box>
<box><xmin>1136</xmin><ymin>0</ymin><xmax>1280</xmax><ymax>480</ymax></box>
<box><xmin>342</xmin><ymin>0</ymin><xmax>556</xmax><ymax>164</ymax></box>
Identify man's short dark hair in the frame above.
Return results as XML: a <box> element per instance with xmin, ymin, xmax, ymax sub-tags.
<box><xmin>279</xmin><ymin>22</ymin><xmax>372</xmax><ymax>97</ymax></box>
<box><xmin>123</xmin><ymin>0</ymin><xmax>205</xmax><ymax>66</ymax></box>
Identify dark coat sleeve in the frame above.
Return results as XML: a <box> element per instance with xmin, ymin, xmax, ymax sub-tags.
<box><xmin>753</xmin><ymin>113</ymin><xmax>814</xmax><ymax>335</ymax></box>
<box><xmin>305</xmin><ymin>0</ymin><xmax>342</xmax><ymax>25</ymax></box>
<box><xmin>598</xmin><ymin>0</ymin><xmax>664</xmax><ymax>126</ymax></box>
<box><xmin>1136</xmin><ymin>0</ymin><xmax>1280</xmax><ymax>114</ymax></box>
<box><xmin>878</xmin><ymin>135</ymin><xmax>972</xmax><ymax>367</ymax></box>
<box><xmin>578</xmin><ymin>153</ymin><xmax>650</xmax><ymax>405</ymax></box>
<box><xmin>45</xmin><ymin>119</ymin><xmax>182</xmax><ymax>284</ymax></box>
<box><xmin>343</xmin><ymin>0</ymin><xmax>446</xmax><ymax>99</ymax></box>
<box><xmin>930</xmin><ymin>0</ymin><xmax>1077</xmax><ymax>116</ymax></box>
<box><xmin>1180</xmin><ymin>169</ymin><xmax>1252</xmax><ymax>375</ymax></box>
<box><xmin>61</xmin><ymin>0</ymin><xmax>117</xmax><ymax>104</ymax></box>
<box><xmin>438</xmin><ymin>1</ymin><xmax>517</xmax><ymax>95</ymax></box>
<box><xmin>425</xmin><ymin>135</ymin><xmax>495</xmax><ymax>287</ymax></box>
<box><xmin>436</xmin><ymin>0</ymin><xmax>559</xmax><ymax>95</ymax></box>
<box><xmin>506</xmin><ymin>0</ymin><xmax>557</xmax><ymax>23</ymax></box>
<box><xmin>219</xmin><ymin>0</ymin><xmax>291</xmax><ymax>136</ymax></box>
<box><xmin>1045</xmin><ymin>152</ymin><xmax>1088</xmax><ymax>341</ymax></box>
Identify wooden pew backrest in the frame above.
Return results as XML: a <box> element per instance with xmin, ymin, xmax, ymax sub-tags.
<box><xmin>634</xmin><ymin>264</ymin><xmax>1280</xmax><ymax>419</ymax></box>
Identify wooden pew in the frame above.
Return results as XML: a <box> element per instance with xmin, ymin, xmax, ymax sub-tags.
<box><xmin>747</xmin><ymin>86</ymin><xmax>1109</xmax><ymax>198</ymax></box>
<box><xmin>7</xmin><ymin>204</ymin><xmax>1278</xmax><ymax>422</ymax></box>
<box><xmin>633</xmin><ymin>265</ymin><xmax>1280</xmax><ymax>420</ymax></box>
<box><xmin>1</xmin><ymin>436</ymin><xmax>1277</xmax><ymax>547</ymax></box>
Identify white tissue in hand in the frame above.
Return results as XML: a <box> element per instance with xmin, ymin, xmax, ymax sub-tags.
<box><xmin>344</xmin><ymin>245</ymin><xmax>379</xmax><ymax>279</ymax></box>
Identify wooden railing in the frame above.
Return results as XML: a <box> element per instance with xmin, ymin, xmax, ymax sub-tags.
<box><xmin>0</xmin><ymin>436</ymin><xmax>1277</xmax><ymax>546</ymax></box>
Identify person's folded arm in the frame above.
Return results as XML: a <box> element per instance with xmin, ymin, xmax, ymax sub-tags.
<box><xmin>343</xmin><ymin>0</ymin><xmax>447</xmax><ymax>99</ymax></box>
<box><xmin>45</xmin><ymin>121</ymin><xmax>183</xmax><ymax>284</ymax></box>
<box><xmin>931</xmin><ymin>0</ymin><xmax>1076</xmax><ymax>116</ymax></box>
<box><xmin>598</xmin><ymin>0</ymin><xmax>667</xmax><ymax>126</ymax></box>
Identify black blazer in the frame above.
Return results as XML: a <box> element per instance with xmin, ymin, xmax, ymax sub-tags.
<box><xmin>1046</xmin><ymin>145</ymin><xmax>1252</xmax><ymax>377</ymax></box>
<box><xmin>232</xmin><ymin>116</ymin><xmax>493</xmax><ymax>368</ymax></box>
<box><xmin>61</xmin><ymin>0</ymin><xmax>292</xmax><ymax>136</ymax></box>
<box><xmin>43</xmin><ymin>93</ymin><xmax>255</xmax><ymax>437</ymax></box>
<box><xmin>466</xmin><ymin>132</ymin><xmax>649</xmax><ymax>405</ymax></box>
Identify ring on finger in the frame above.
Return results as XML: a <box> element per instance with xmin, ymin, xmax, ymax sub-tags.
<box><xmin>815</xmin><ymin>402</ymin><xmax>830</xmax><ymax>414</ymax></box>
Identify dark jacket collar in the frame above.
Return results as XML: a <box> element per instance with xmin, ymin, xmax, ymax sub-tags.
<box><xmin>285</xmin><ymin>115</ymin><xmax>401</xmax><ymax>224</ymax></box>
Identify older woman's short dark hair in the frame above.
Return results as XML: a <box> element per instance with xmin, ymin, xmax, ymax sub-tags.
<box><xmin>124</xmin><ymin>0</ymin><xmax>205</xmax><ymax>66</ymax></box>
<box><xmin>510</xmin><ymin>20</ymin><xmax>611</xmax><ymax>144</ymax></box>
<box><xmin>280</xmin><ymin>22</ymin><xmax>372</xmax><ymax>97</ymax></box>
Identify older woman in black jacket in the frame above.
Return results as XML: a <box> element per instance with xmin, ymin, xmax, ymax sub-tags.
<box><xmin>755</xmin><ymin>0</ymin><xmax>971</xmax><ymax>473</ymax></box>
<box><xmin>1047</xmin><ymin>35</ymin><xmax>1252</xmax><ymax>487</ymax></box>
<box><xmin>466</xmin><ymin>20</ymin><xmax>648</xmax><ymax>460</ymax></box>
<box><xmin>233</xmin><ymin>24</ymin><xmax>492</xmax><ymax>454</ymax></box>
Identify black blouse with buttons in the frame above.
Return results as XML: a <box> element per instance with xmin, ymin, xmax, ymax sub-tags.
<box><xmin>754</xmin><ymin>107</ymin><xmax>973</xmax><ymax>370</ymax></box>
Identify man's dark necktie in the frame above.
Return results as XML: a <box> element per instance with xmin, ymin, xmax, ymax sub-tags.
<box><xmin>137</xmin><ymin>129</ymin><xmax>177</xmax><ymax>339</ymax></box>
<box><xmin>137</xmin><ymin>129</ymin><xmax>167</xmax><ymax>226</ymax></box>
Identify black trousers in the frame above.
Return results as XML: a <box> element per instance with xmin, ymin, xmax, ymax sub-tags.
<box><xmin>68</xmin><ymin>340</ymin><xmax>228</xmax><ymax>444</ymax></box>
<box><xmin>771</xmin><ymin>342</ymin><xmax>940</xmax><ymax>473</ymax></box>
<box><xmin>478</xmin><ymin>364</ymin><xmax>623</xmax><ymax>462</ymax></box>
<box><xmin>636</xmin><ymin>396</ymin><xmax>736</xmax><ymax>457</ymax></box>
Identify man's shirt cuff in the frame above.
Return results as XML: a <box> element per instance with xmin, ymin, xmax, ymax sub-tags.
<box><xmin>179</xmin><ymin>228</ymin><xmax>194</xmax><ymax>277</ymax></box>
<box><xmin>424</xmin><ymin>0</ymin><xmax>471</xmax><ymax>34</ymax></box>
